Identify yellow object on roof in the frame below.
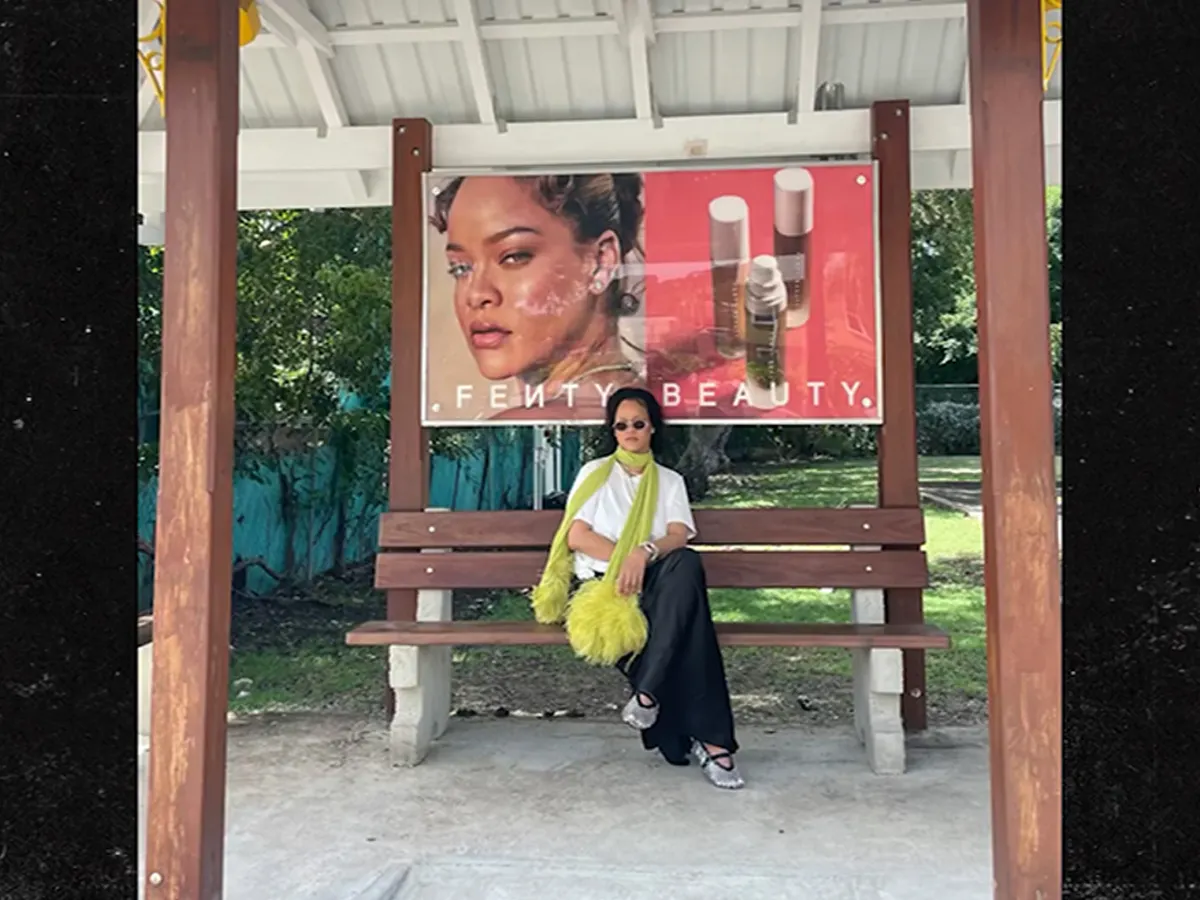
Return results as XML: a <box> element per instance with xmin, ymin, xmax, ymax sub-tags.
<box><xmin>137</xmin><ymin>1</ymin><xmax>261</xmax><ymax>119</ymax></box>
<box><xmin>240</xmin><ymin>0</ymin><xmax>262</xmax><ymax>48</ymax></box>
<box><xmin>1042</xmin><ymin>0</ymin><xmax>1062</xmax><ymax>92</ymax></box>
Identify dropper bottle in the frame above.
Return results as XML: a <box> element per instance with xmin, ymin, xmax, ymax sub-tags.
<box><xmin>743</xmin><ymin>255</ymin><xmax>788</xmax><ymax>410</ymax></box>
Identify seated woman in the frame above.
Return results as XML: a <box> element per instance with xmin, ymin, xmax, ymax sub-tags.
<box><xmin>530</xmin><ymin>387</ymin><xmax>744</xmax><ymax>789</ymax></box>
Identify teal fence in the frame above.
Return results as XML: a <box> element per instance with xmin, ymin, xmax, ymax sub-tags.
<box><xmin>137</xmin><ymin>427</ymin><xmax>582</xmax><ymax>611</ymax></box>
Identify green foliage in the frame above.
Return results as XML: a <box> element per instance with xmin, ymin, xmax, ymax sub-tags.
<box><xmin>909</xmin><ymin>188</ymin><xmax>1063</xmax><ymax>385</ymax></box>
<box><xmin>430</xmin><ymin>428</ymin><xmax>495</xmax><ymax>461</ymax></box>
<box><xmin>139</xmin><ymin>208</ymin><xmax>394</xmax><ymax>470</ymax></box>
<box><xmin>915</xmin><ymin>398</ymin><xmax>1062</xmax><ymax>457</ymax></box>
<box><xmin>723</xmin><ymin>425</ymin><xmax>876</xmax><ymax>464</ymax></box>
<box><xmin>916</xmin><ymin>401</ymin><xmax>981</xmax><ymax>456</ymax></box>
<box><xmin>231</xmin><ymin>209</ymin><xmax>392</xmax><ymax>437</ymax></box>
<box><xmin>1046</xmin><ymin>187</ymin><xmax>1062</xmax><ymax>323</ymax></box>
<box><xmin>138</xmin><ymin>245</ymin><xmax>164</xmax><ymax>386</ymax></box>
<box><xmin>910</xmin><ymin>190</ymin><xmax>978</xmax><ymax>383</ymax></box>
<box><xmin>1049</xmin><ymin>322</ymin><xmax>1062</xmax><ymax>381</ymax></box>
<box><xmin>139</xmin><ymin>209</ymin><xmax>398</xmax><ymax>581</ymax></box>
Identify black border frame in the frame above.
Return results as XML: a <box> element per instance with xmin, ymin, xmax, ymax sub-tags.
<box><xmin>1</xmin><ymin>3</ymin><xmax>1199</xmax><ymax>897</ymax></box>
<box><xmin>0</xmin><ymin>2</ymin><xmax>139</xmax><ymax>897</ymax></box>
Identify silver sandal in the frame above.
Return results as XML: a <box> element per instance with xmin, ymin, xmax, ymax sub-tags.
<box><xmin>621</xmin><ymin>693</ymin><xmax>659</xmax><ymax>731</ymax></box>
<box><xmin>691</xmin><ymin>740</ymin><xmax>745</xmax><ymax>790</ymax></box>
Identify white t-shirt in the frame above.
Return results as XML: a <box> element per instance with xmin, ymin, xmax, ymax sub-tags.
<box><xmin>568</xmin><ymin>458</ymin><xmax>698</xmax><ymax>579</ymax></box>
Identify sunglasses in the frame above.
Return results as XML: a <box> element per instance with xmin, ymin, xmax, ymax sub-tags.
<box><xmin>614</xmin><ymin>420</ymin><xmax>647</xmax><ymax>432</ymax></box>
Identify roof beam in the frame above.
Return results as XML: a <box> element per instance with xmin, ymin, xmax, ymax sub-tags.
<box><xmin>258</xmin><ymin>0</ymin><xmax>368</xmax><ymax>193</ymax></box>
<box><xmin>658</xmin><ymin>1</ymin><xmax>963</xmax><ymax>32</ymax></box>
<box><xmin>454</xmin><ymin>0</ymin><xmax>501</xmax><ymax>129</ymax></box>
<box><xmin>140</xmin><ymin>101</ymin><xmax>1061</xmax><ymax>177</ymax></box>
<box><xmin>138</xmin><ymin>142</ymin><xmax>1062</xmax><ymax>211</ymax></box>
<box><xmin>296</xmin><ymin>43</ymin><xmax>349</xmax><ymax>131</ymax></box>
<box><xmin>296</xmin><ymin>42</ymin><xmax>368</xmax><ymax>198</ymax></box>
<box><xmin>791</xmin><ymin>0</ymin><xmax>823</xmax><ymax>121</ymax></box>
<box><xmin>255</xmin><ymin>4</ymin><xmax>297</xmax><ymax>46</ymax></box>
<box><xmin>619</xmin><ymin>0</ymin><xmax>659</xmax><ymax>125</ymax></box>
<box><xmin>258</xmin><ymin>0</ymin><xmax>333</xmax><ymax>55</ymax></box>
<box><xmin>958</xmin><ymin>19</ymin><xmax>971</xmax><ymax>104</ymax></box>
<box><xmin>245</xmin><ymin>2</ymin><xmax>968</xmax><ymax>51</ymax></box>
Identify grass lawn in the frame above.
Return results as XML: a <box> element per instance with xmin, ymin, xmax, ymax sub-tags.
<box><xmin>671</xmin><ymin>458</ymin><xmax>987</xmax><ymax>706</ymax></box>
<box><xmin>226</xmin><ymin>455</ymin><xmax>1021</xmax><ymax>726</ymax></box>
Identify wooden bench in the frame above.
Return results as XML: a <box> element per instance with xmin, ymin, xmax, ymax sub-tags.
<box><xmin>347</xmin><ymin>507</ymin><xmax>949</xmax><ymax>773</ymax></box>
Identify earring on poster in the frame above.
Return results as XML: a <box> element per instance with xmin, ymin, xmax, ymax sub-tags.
<box><xmin>590</xmin><ymin>263</ymin><xmax>614</xmax><ymax>295</ymax></box>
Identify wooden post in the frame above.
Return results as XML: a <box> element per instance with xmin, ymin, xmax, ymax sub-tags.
<box><xmin>966</xmin><ymin>2</ymin><xmax>1062</xmax><ymax>897</ymax></box>
<box><xmin>143</xmin><ymin>0</ymin><xmax>240</xmax><ymax>894</ymax></box>
<box><xmin>386</xmin><ymin>119</ymin><xmax>432</xmax><ymax>712</ymax></box>
<box><xmin>871</xmin><ymin>100</ymin><xmax>926</xmax><ymax>733</ymax></box>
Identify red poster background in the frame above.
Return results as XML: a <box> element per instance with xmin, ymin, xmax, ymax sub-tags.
<box><xmin>641</xmin><ymin>165</ymin><xmax>879</xmax><ymax>421</ymax></box>
<box><xmin>421</xmin><ymin>164</ymin><xmax>879</xmax><ymax>425</ymax></box>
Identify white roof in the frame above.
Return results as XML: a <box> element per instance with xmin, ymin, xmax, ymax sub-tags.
<box><xmin>137</xmin><ymin>0</ymin><xmax>1062</xmax><ymax>216</ymax></box>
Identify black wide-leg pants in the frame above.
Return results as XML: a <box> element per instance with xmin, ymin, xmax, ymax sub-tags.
<box><xmin>615</xmin><ymin>547</ymin><xmax>739</xmax><ymax>764</ymax></box>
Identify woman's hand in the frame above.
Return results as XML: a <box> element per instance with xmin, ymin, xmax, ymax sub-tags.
<box><xmin>616</xmin><ymin>547</ymin><xmax>650</xmax><ymax>596</ymax></box>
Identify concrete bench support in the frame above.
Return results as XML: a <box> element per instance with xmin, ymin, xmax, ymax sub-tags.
<box><xmin>850</xmin><ymin>543</ymin><xmax>906</xmax><ymax>775</ymax></box>
<box><xmin>388</xmin><ymin>585</ymin><xmax>452</xmax><ymax>766</ymax></box>
<box><xmin>138</xmin><ymin>641</ymin><xmax>153</xmax><ymax>750</ymax></box>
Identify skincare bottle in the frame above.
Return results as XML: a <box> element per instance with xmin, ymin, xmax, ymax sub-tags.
<box><xmin>743</xmin><ymin>255</ymin><xmax>788</xmax><ymax>410</ymax></box>
<box><xmin>773</xmin><ymin>168</ymin><xmax>814</xmax><ymax>328</ymax></box>
<box><xmin>708</xmin><ymin>195</ymin><xmax>750</xmax><ymax>359</ymax></box>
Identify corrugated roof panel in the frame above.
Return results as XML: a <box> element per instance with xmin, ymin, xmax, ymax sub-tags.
<box><xmin>490</xmin><ymin>35</ymin><xmax>636</xmax><ymax>121</ymax></box>
<box><xmin>821</xmin><ymin>18</ymin><xmax>964</xmax><ymax>108</ymax></box>
<box><xmin>322</xmin><ymin>0</ymin><xmax>476</xmax><ymax>125</ymax></box>
<box><xmin>479</xmin><ymin>0</ymin><xmax>633</xmax><ymax>122</ymax></box>
<box><xmin>140</xmin><ymin>0</ymin><xmax>1057</xmax><ymax>132</ymax></box>
<box><xmin>309</xmin><ymin>0</ymin><xmax>348</xmax><ymax>27</ymax></box>
<box><xmin>652</xmin><ymin>0</ymin><xmax>797</xmax><ymax>117</ymax></box>
<box><xmin>239</xmin><ymin>48</ymin><xmax>325</xmax><ymax>129</ymax></box>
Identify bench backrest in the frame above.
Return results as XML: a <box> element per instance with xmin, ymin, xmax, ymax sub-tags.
<box><xmin>375</xmin><ymin>508</ymin><xmax>927</xmax><ymax>591</ymax></box>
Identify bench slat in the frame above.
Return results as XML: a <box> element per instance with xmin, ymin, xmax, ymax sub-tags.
<box><xmin>375</xmin><ymin>549</ymin><xmax>928</xmax><ymax>591</ymax></box>
<box><xmin>346</xmin><ymin>620</ymin><xmax>950</xmax><ymax>650</ymax></box>
<box><xmin>379</xmin><ymin>508</ymin><xmax>924</xmax><ymax>549</ymax></box>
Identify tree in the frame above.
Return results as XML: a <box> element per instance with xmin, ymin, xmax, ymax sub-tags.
<box><xmin>908</xmin><ymin>188</ymin><xmax>1063</xmax><ymax>384</ymax></box>
<box><xmin>139</xmin><ymin>209</ymin><xmax>396</xmax><ymax>580</ymax></box>
<box><xmin>1046</xmin><ymin>186</ymin><xmax>1062</xmax><ymax>323</ymax></box>
<box><xmin>673</xmin><ymin>426</ymin><xmax>733</xmax><ymax>501</ymax></box>
<box><xmin>909</xmin><ymin>189</ymin><xmax>978</xmax><ymax>383</ymax></box>
<box><xmin>138</xmin><ymin>208</ymin><xmax>514</xmax><ymax>581</ymax></box>
<box><xmin>1046</xmin><ymin>188</ymin><xmax>1063</xmax><ymax>380</ymax></box>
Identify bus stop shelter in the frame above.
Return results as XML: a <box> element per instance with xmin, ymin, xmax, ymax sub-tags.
<box><xmin>138</xmin><ymin>0</ymin><xmax>1062</xmax><ymax>896</ymax></box>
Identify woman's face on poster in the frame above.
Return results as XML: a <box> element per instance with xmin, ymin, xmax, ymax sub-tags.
<box><xmin>442</xmin><ymin>177</ymin><xmax>619</xmax><ymax>381</ymax></box>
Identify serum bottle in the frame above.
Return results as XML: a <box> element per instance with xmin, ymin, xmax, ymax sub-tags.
<box><xmin>773</xmin><ymin>168</ymin><xmax>814</xmax><ymax>329</ymax></box>
<box><xmin>708</xmin><ymin>195</ymin><xmax>750</xmax><ymax>359</ymax></box>
<box><xmin>743</xmin><ymin>255</ymin><xmax>788</xmax><ymax>410</ymax></box>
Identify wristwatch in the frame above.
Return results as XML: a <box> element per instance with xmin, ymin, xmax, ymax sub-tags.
<box><xmin>640</xmin><ymin>541</ymin><xmax>660</xmax><ymax>562</ymax></box>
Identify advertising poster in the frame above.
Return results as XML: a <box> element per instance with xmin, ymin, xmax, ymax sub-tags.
<box><xmin>422</xmin><ymin>164</ymin><xmax>881</xmax><ymax>425</ymax></box>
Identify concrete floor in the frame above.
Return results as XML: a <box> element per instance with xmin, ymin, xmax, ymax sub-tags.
<box><xmin>138</xmin><ymin>716</ymin><xmax>993</xmax><ymax>900</ymax></box>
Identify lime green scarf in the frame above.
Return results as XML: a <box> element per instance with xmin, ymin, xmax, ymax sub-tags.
<box><xmin>531</xmin><ymin>448</ymin><xmax>657</xmax><ymax>665</ymax></box>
